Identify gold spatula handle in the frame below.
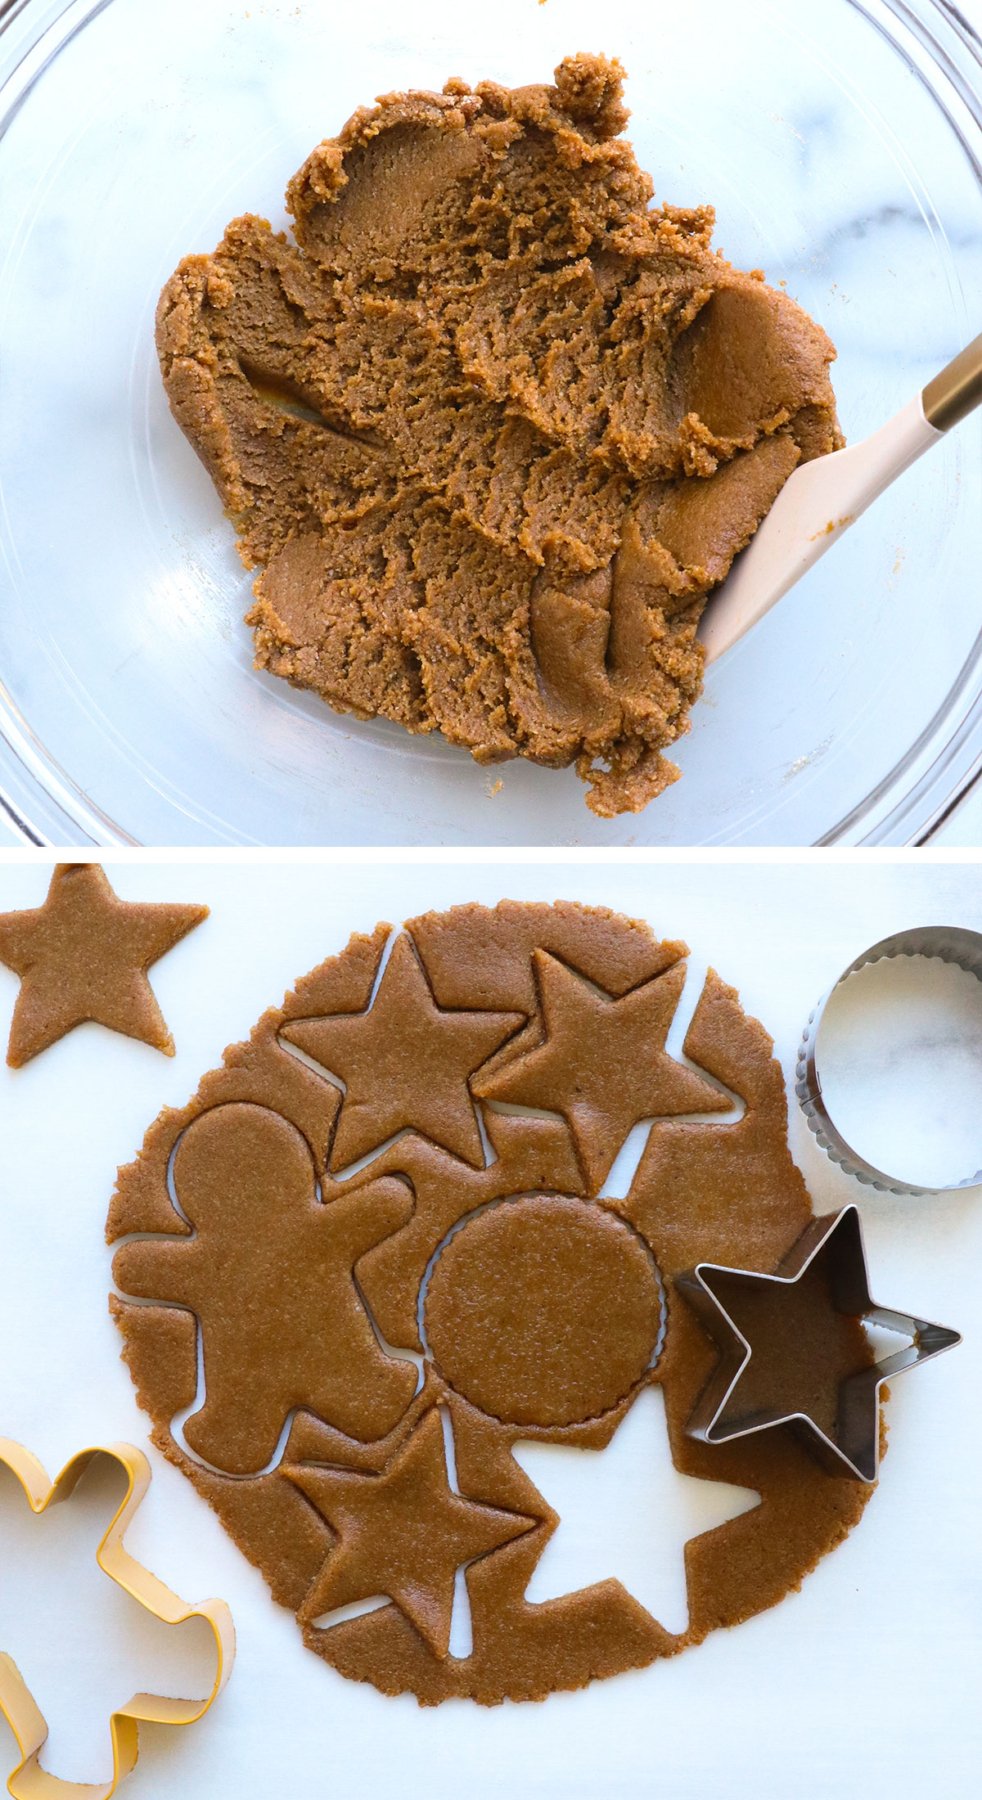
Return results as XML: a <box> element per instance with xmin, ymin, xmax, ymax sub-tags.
<box><xmin>923</xmin><ymin>331</ymin><xmax>982</xmax><ymax>431</ymax></box>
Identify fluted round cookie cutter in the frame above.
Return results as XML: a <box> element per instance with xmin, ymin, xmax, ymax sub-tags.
<box><xmin>796</xmin><ymin>926</ymin><xmax>982</xmax><ymax>1197</ymax></box>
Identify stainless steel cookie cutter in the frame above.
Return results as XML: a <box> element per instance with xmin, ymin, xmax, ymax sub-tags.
<box><xmin>795</xmin><ymin>925</ymin><xmax>982</xmax><ymax>1196</ymax></box>
<box><xmin>676</xmin><ymin>1205</ymin><xmax>961</xmax><ymax>1482</ymax></box>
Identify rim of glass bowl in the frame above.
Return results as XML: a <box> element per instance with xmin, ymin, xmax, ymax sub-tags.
<box><xmin>0</xmin><ymin>0</ymin><xmax>980</xmax><ymax>847</ymax></box>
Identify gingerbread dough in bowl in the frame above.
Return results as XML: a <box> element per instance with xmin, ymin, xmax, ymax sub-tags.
<box><xmin>157</xmin><ymin>54</ymin><xmax>840</xmax><ymax>817</ymax></box>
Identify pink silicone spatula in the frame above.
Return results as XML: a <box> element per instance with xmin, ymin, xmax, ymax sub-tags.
<box><xmin>698</xmin><ymin>331</ymin><xmax>982</xmax><ymax>663</ymax></box>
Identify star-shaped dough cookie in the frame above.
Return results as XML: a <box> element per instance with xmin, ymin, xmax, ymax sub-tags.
<box><xmin>474</xmin><ymin>952</ymin><xmax>730</xmax><ymax>1190</ymax></box>
<box><xmin>281</xmin><ymin>933</ymin><xmax>523</xmax><ymax>1170</ymax></box>
<box><xmin>0</xmin><ymin>863</ymin><xmax>208</xmax><ymax>1066</ymax></box>
<box><xmin>112</xmin><ymin>1103</ymin><xmax>418</xmax><ymax>1473</ymax></box>
<box><xmin>289</xmin><ymin>1407</ymin><xmax>536</xmax><ymax>1658</ymax></box>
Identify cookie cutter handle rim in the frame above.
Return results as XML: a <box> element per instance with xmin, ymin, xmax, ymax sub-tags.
<box><xmin>0</xmin><ymin>1438</ymin><xmax>235</xmax><ymax>1800</ymax></box>
<box><xmin>795</xmin><ymin>925</ymin><xmax>982</xmax><ymax>1196</ymax></box>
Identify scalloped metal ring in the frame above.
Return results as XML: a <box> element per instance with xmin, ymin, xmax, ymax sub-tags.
<box><xmin>795</xmin><ymin>926</ymin><xmax>982</xmax><ymax>1197</ymax></box>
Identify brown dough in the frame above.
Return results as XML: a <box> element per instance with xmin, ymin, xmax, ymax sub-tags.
<box><xmin>112</xmin><ymin>1103</ymin><xmax>417</xmax><ymax>1473</ymax></box>
<box><xmin>473</xmin><ymin>951</ymin><xmax>730</xmax><ymax>1189</ymax></box>
<box><xmin>289</xmin><ymin>1406</ymin><xmax>536</xmax><ymax>1660</ymax></box>
<box><xmin>0</xmin><ymin>863</ymin><xmax>207</xmax><ymax>1067</ymax></box>
<box><xmin>156</xmin><ymin>56</ymin><xmax>840</xmax><ymax>816</ymax></box>
<box><xmin>281</xmin><ymin>931</ymin><xmax>523</xmax><ymax>1170</ymax></box>
<box><xmin>107</xmin><ymin>902</ymin><xmax>872</xmax><ymax>1707</ymax></box>
<box><xmin>424</xmin><ymin>1194</ymin><xmax>664</xmax><ymax>1427</ymax></box>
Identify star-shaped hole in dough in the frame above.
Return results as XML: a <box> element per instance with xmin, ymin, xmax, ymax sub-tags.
<box><xmin>111</xmin><ymin>1102</ymin><xmax>418</xmax><ymax>1475</ymax></box>
<box><xmin>0</xmin><ymin>864</ymin><xmax>208</xmax><ymax>1067</ymax></box>
<box><xmin>474</xmin><ymin>952</ymin><xmax>730</xmax><ymax>1191</ymax></box>
<box><xmin>289</xmin><ymin>1407</ymin><xmax>537</xmax><ymax>1659</ymax></box>
<box><xmin>280</xmin><ymin>933</ymin><xmax>524</xmax><ymax>1171</ymax></box>
<box><xmin>514</xmin><ymin>1385</ymin><xmax>759</xmax><ymax>1636</ymax></box>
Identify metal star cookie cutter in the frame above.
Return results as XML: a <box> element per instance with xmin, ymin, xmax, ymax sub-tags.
<box><xmin>795</xmin><ymin>924</ymin><xmax>982</xmax><ymax>1196</ymax></box>
<box><xmin>676</xmin><ymin>1205</ymin><xmax>961</xmax><ymax>1482</ymax></box>
<box><xmin>0</xmin><ymin>1439</ymin><xmax>235</xmax><ymax>1800</ymax></box>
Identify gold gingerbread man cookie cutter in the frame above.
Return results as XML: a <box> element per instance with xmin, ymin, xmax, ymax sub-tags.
<box><xmin>0</xmin><ymin>1438</ymin><xmax>235</xmax><ymax>1800</ymax></box>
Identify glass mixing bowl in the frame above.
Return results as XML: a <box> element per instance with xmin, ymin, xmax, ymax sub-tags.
<box><xmin>0</xmin><ymin>0</ymin><xmax>980</xmax><ymax>845</ymax></box>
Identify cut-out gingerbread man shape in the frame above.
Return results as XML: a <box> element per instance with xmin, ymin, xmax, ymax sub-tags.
<box><xmin>112</xmin><ymin>1103</ymin><xmax>417</xmax><ymax>1474</ymax></box>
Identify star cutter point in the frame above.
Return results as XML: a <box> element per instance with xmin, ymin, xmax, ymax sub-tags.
<box><xmin>676</xmin><ymin>1206</ymin><xmax>961</xmax><ymax>1483</ymax></box>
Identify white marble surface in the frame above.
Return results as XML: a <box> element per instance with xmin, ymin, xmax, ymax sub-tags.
<box><xmin>0</xmin><ymin>858</ymin><xmax>979</xmax><ymax>1798</ymax></box>
<box><xmin>817</xmin><ymin>952</ymin><xmax>982</xmax><ymax>1182</ymax></box>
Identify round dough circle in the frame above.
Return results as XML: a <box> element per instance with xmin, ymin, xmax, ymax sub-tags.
<box><xmin>424</xmin><ymin>1195</ymin><xmax>663</xmax><ymax>1426</ymax></box>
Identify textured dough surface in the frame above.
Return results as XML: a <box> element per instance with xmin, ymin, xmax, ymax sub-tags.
<box><xmin>0</xmin><ymin>863</ymin><xmax>207</xmax><ymax>1066</ymax></box>
<box><xmin>156</xmin><ymin>56</ymin><xmax>841</xmax><ymax>816</ymax></box>
<box><xmin>107</xmin><ymin>902</ymin><xmax>871</xmax><ymax>1706</ymax></box>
